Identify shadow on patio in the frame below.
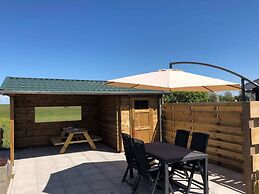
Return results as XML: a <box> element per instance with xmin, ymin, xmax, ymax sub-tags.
<box><xmin>8</xmin><ymin>143</ymin><xmax>245</xmax><ymax>194</ymax></box>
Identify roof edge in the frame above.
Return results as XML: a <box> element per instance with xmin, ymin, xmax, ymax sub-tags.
<box><xmin>0</xmin><ymin>76</ymin><xmax>10</xmax><ymax>90</ymax></box>
<box><xmin>0</xmin><ymin>90</ymin><xmax>166</xmax><ymax>96</ymax></box>
<box><xmin>3</xmin><ymin>76</ymin><xmax>107</xmax><ymax>83</ymax></box>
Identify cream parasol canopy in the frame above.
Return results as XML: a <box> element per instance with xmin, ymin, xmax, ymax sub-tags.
<box><xmin>107</xmin><ymin>69</ymin><xmax>240</xmax><ymax>92</ymax></box>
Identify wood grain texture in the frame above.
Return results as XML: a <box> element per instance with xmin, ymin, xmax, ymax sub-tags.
<box><xmin>251</xmin><ymin>127</ymin><xmax>259</xmax><ymax>145</ymax></box>
<box><xmin>242</xmin><ymin>102</ymin><xmax>259</xmax><ymax>194</ymax></box>
<box><xmin>252</xmin><ymin>154</ymin><xmax>259</xmax><ymax>172</ymax></box>
<box><xmin>120</xmin><ymin>96</ymin><xmax>160</xmax><ymax>151</ymax></box>
<box><xmin>163</xmin><ymin>102</ymin><xmax>243</xmax><ymax>171</ymax></box>
<box><xmin>249</xmin><ymin>101</ymin><xmax>259</xmax><ymax>118</ymax></box>
<box><xmin>10</xmin><ymin>97</ymin><xmax>15</xmax><ymax>165</ymax></box>
<box><xmin>13</xmin><ymin>95</ymin><xmax>98</xmax><ymax>148</ymax></box>
<box><xmin>98</xmin><ymin>96</ymin><xmax>119</xmax><ymax>151</ymax></box>
<box><xmin>12</xmin><ymin>94</ymin><xmax>161</xmax><ymax>152</ymax></box>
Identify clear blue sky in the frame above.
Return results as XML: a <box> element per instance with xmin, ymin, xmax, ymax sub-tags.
<box><xmin>1</xmin><ymin>0</ymin><xmax>259</xmax><ymax>103</ymax></box>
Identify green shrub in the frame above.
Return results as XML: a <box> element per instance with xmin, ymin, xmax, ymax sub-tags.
<box><xmin>163</xmin><ymin>91</ymin><xmax>209</xmax><ymax>103</ymax></box>
<box><xmin>0</xmin><ymin>119</ymin><xmax>10</xmax><ymax>148</ymax></box>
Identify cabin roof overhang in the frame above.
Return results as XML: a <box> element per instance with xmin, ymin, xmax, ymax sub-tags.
<box><xmin>0</xmin><ymin>76</ymin><xmax>166</xmax><ymax>96</ymax></box>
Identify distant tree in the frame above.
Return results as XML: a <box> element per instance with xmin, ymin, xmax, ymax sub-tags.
<box><xmin>163</xmin><ymin>91</ymin><xmax>209</xmax><ymax>103</ymax></box>
<box><xmin>223</xmin><ymin>91</ymin><xmax>235</xmax><ymax>101</ymax></box>
<box><xmin>208</xmin><ymin>93</ymin><xmax>218</xmax><ymax>102</ymax></box>
<box><xmin>215</xmin><ymin>91</ymin><xmax>236</xmax><ymax>101</ymax></box>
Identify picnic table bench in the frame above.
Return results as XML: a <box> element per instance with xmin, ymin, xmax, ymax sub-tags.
<box><xmin>51</xmin><ymin>127</ymin><xmax>102</xmax><ymax>154</ymax></box>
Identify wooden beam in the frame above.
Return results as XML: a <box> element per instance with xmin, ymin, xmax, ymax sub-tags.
<box><xmin>10</xmin><ymin>96</ymin><xmax>15</xmax><ymax>166</ymax></box>
<box><xmin>252</xmin><ymin>154</ymin><xmax>259</xmax><ymax>172</ymax></box>
<box><xmin>251</xmin><ymin>127</ymin><xmax>259</xmax><ymax>145</ymax></box>
<box><xmin>116</xmin><ymin>96</ymin><xmax>122</xmax><ymax>152</ymax></box>
<box><xmin>249</xmin><ymin>101</ymin><xmax>259</xmax><ymax>119</ymax></box>
<box><xmin>242</xmin><ymin>102</ymin><xmax>253</xmax><ymax>194</ymax></box>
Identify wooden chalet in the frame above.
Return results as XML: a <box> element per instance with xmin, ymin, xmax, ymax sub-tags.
<box><xmin>0</xmin><ymin>76</ymin><xmax>163</xmax><ymax>163</ymax></box>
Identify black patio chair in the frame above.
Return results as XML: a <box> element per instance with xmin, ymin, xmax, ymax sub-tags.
<box><xmin>169</xmin><ymin>129</ymin><xmax>190</xmax><ymax>178</ymax></box>
<box><xmin>121</xmin><ymin>133</ymin><xmax>137</xmax><ymax>183</ymax></box>
<box><xmin>174</xmin><ymin>129</ymin><xmax>190</xmax><ymax>148</ymax></box>
<box><xmin>132</xmin><ymin>138</ymin><xmax>161</xmax><ymax>194</ymax></box>
<box><xmin>170</xmin><ymin>132</ymin><xmax>209</xmax><ymax>194</ymax></box>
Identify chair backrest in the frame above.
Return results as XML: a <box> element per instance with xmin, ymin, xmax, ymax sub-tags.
<box><xmin>132</xmin><ymin>138</ymin><xmax>150</xmax><ymax>173</ymax></box>
<box><xmin>174</xmin><ymin>130</ymin><xmax>190</xmax><ymax>148</ymax></box>
<box><xmin>121</xmin><ymin>133</ymin><xmax>135</xmax><ymax>165</ymax></box>
<box><xmin>190</xmin><ymin>132</ymin><xmax>209</xmax><ymax>153</ymax></box>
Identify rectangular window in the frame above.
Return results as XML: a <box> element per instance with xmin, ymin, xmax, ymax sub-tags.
<box><xmin>134</xmin><ymin>100</ymin><xmax>149</xmax><ymax>109</ymax></box>
<box><xmin>35</xmin><ymin>106</ymin><xmax>82</xmax><ymax>123</ymax></box>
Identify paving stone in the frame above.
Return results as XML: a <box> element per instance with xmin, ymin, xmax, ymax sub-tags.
<box><xmin>84</xmin><ymin>173</ymin><xmax>107</xmax><ymax>183</ymax></box>
<box><xmin>103</xmin><ymin>170</ymin><xmax>123</xmax><ymax>179</ymax></box>
<box><xmin>11</xmin><ymin>184</ymin><xmax>37</xmax><ymax>194</ymax></box>
<box><xmin>94</xmin><ymin>187</ymin><xmax>121</xmax><ymax>194</ymax></box>
<box><xmin>62</xmin><ymin>175</ymin><xmax>86</xmax><ymax>187</ymax></box>
<box><xmin>12</xmin><ymin>177</ymin><xmax>37</xmax><ymax>188</ymax></box>
<box><xmin>98</xmin><ymin>164</ymin><xmax>118</xmax><ymax>173</ymax></box>
<box><xmin>65</xmin><ymin>183</ymin><xmax>92</xmax><ymax>194</ymax></box>
<box><xmin>6</xmin><ymin>144</ymin><xmax>245</xmax><ymax>194</ymax></box>
<box><xmin>90</xmin><ymin>179</ymin><xmax>114</xmax><ymax>190</ymax></box>
<box><xmin>80</xmin><ymin>166</ymin><xmax>100</xmax><ymax>176</ymax></box>
<box><xmin>39</xmin><ymin>187</ymin><xmax>65</xmax><ymax>194</ymax></box>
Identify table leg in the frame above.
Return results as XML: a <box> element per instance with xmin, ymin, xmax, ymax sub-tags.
<box><xmin>203</xmin><ymin>157</ymin><xmax>208</xmax><ymax>194</ymax></box>
<box><xmin>164</xmin><ymin>163</ymin><xmax>169</xmax><ymax>194</ymax></box>
<box><xmin>83</xmin><ymin>132</ymin><xmax>96</xmax><ymax>150</ymax></box>
<box><xmin>60</xmin><ymin>129</ymin><xmax>66</xmax><ymax>138</ymax></box>
<box><xmin>60</xmin><ymin>134</ymin><xmax>74</xmax><ymax>154</ymax></box>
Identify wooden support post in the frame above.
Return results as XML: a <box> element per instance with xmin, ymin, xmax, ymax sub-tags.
<box><xmin>242</xmin><ymin>102</ymin><xmax>253</xmax><ymax>194</ymax></box>
<box><xmin>242</xmin><ymin>102</ymin><xmax>258</xmax><ymax>194</ymax></box>
<box><xmin>10</xmin><ymin>96</ymin><xmax>15</xmax><ymax>166</ymax></box>
<box><xmin>116</xmin><ymin>97</ymin><xmax>122</xmax><ymax>152</ymax></box>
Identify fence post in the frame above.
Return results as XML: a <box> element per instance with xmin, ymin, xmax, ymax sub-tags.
<box><xmin>242</xmin><ymin>101</ymin><xmax>259</xmax><ymax>194</ymax></box>
<box><xmin>10</xmin><ymin>97</ymin><xmax>15</xmax><ymax>166</ymax></box>
<box><xmin>242</xmin><ymin>102</ymin><xmax>253</xmax><ymax>194</ymax></box>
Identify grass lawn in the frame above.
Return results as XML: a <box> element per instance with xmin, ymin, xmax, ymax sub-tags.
<box><xmin>0</xmin><ymin>105</ymin><xmax>82</xmax><ymax>148</ymax></box>
<box><xmin>35</xmin><ymin>106</ymin><xmax>81</xmax><ymax>123</ymax></box>
<box><xmin>0</xmin><ymin>104</ymin><xmax>10</xmax><ymax>148</ymax></box>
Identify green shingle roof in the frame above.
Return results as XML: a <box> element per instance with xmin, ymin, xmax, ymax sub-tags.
<box><xmin>0</xmin><ymin>76</ymin><xmax>164</xmax><ymax>95</ymax></box>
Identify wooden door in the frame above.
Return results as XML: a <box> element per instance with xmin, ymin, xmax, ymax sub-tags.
<box><xmin>131</xmin><ymin>98</ymin><xmax>153</xmax><ymax>143</ymax></box>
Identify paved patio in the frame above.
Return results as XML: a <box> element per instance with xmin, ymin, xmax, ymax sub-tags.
<box><xmin>7</xmin><ymin>143</ymin><xmax>244</xmax><ymax>194</ymax></box>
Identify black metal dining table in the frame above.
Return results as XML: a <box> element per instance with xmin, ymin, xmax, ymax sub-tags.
<box><xmin>145</xmin><ymin>142</ymin><xmax>208</xmax><ymax>194</ymax></box>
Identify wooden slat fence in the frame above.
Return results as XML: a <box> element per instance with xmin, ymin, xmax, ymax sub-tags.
<box><xmin>163</xmin><ymin>102</ymin><xmax>244</xmax><ymax>171</ymax></box>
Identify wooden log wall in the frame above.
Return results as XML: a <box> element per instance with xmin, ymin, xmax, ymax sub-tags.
<box><xmin>98</xmin><ymin>96</ymin><xmax>120</xmax><ymax>151</ymax></box>
<box><xmin>13</xmin><ymin>95</ymin><xmax>98</xmax><ymax>147</ymax></box>
<box><xmin>120</xmin><ymin>96</ymin><xmax>131</xmax><ymax>136</ymax></box>
<box><xmin>163</xmin><ymin>102</ymin><xmax>244</xmax><ymax>171</ymax></box>
<box><xmin>149</xmin><ymin>97</ymin><xmax>160</xmax><ymax>142</ymax></box>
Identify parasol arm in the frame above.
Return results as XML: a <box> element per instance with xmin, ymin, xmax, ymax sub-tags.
<box><xmin>169</xmin><ymin>61</ymin><xmax>259</xmax><ymax>101</ymax></box>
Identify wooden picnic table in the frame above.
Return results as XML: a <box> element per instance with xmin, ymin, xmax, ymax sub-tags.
<box><xmin>59</xmin><ymin>127</ymin><xmax>97</xmax><ymax>154</ymax></box>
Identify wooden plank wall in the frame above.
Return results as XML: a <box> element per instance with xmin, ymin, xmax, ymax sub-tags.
<box><xmin>163</xmin><ymin>102</ymin><xmax>244</xmax><ymax>171</ymax></box>
<box><xmin>12</xmin><ymin>94</ymin><xmax>161</xmax><ymax>152</ymax></box>
<box><xmin>149</xmin><ymin>97</ymin><xmax>160</xmax><ymax>142</ymax></box>
<box><xmin>120</xmin><ymin>96</ymin><xmax>131</xmax><ymax>136</ymax></box>
<box><xmin>98</xmin><ymin>96</ymin><xmax>119</xmax><ymax>151</ymax></box>
<box><xmin>13</xmin><ymin>95</ymin><xmax>98</xmax><ymax>147</ymax></box>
